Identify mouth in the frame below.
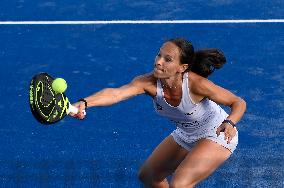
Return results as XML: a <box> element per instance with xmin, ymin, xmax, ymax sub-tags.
<box><xmin>154</xmin><ymin>67</ymin><xmax>164</xmax><ymax>73</ymax></box>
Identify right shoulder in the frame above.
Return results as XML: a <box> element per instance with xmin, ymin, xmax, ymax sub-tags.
<box><xmin>132</xmin><ymin>72</ymin><xmax>156</xmax><ymax>83</ymax></box>
<box><xmin>131</xmin><ymin>72</ymin><xmax>157</xmax><ymax>95</ymax></box>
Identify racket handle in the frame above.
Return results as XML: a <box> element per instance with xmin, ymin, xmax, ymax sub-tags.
<box><xmin>67</xmin><ymin>103</ymin><xmax>86</xmax><ymax>115</ymax></box>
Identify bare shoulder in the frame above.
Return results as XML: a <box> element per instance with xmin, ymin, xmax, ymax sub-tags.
<box><xmin>188</xmin><ymin>72</ymin><xmax>245</xmax><ymax>108</ymax></box>
<box><xmin>188</xmin><ymin>71</ymin><xmax>215</xmax><ymax>96</ymax></box>
<box><xmin>131</xmin><ymin>72</ymin><xmax>157</xmax><ymax>96</ymax></box>
<box><xmin>132</xmin><ymin>72</ymin><xmax>156</xmax><ymax>85</ymax></box>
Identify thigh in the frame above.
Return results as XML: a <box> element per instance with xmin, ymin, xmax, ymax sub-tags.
<box><xmin>171</xmin><ymin>139</ymin><xmax>232</xmax><ymax>187</ymax></box>
<box><xmin>139</xmin><ymin>135</ymin><xmax>188</xmax><ymax>181</ymax></box>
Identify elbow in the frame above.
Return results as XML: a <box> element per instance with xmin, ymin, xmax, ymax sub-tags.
<box><xmin>230</xmin><ymin>97</ymin><xmax>246</xmax><ymax>112</ymax></box>
<box><xmin>238</xmin><ymin>97</ymin><xmax>247</xmax><ymax>112</ymax></box>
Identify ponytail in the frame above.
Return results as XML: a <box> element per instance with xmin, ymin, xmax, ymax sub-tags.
<box><xmin>166</xmin><ymin>38</ymin><xmax>226</xmax><ymax>78</ymax></box>
<box><xmin>191</xmin><ymin>49</ymin><xmax>226</xmax><ymax>78</ymax></box>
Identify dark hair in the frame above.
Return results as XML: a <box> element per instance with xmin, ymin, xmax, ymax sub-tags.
<box><xmin>167</xmin><ymin>38</ymin><xmax>195</xmax><ymax>65</ymax></box>
<box><xmin>167</xmin><ymin>38</ymin><xmax>226</xmax><ymax>78</ymax></box>
<box><xmin>191</xmin><ymin>49</ymin><xmax>226</xmax><ymax>77</ymax></box>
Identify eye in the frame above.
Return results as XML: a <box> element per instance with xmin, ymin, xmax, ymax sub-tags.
<box><xmin>165</xmin><ymin>57</ymin><xmax>173</xmax><ymax>63</ymax></box>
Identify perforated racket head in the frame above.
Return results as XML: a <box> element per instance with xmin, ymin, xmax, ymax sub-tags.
<box><xmin>29</xmin><ymin>73</ymin><xmax>70</xmax><ymax>124</ymax></box>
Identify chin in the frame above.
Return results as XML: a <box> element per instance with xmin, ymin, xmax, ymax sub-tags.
<box><xmin>153</xmin><ymin>71</ymin><xmax>163</xmax><ymax>78</ymax></box>
<box><xmin>153</xmin><ymin>71</ymin><xmax>159</xmax><ymax>78</ymax></box>
<box><xmin>153</xmin><ymin>72</ymin><xmax>169</xmax><ymax>79</ymax></box>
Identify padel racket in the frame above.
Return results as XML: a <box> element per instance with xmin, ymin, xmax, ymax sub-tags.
<box><xmin>29</xmin><ymin>72</ymin><xmax>85</xmax><ymax>124</ymax></box>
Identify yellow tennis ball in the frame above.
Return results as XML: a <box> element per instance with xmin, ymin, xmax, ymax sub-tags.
<box><xmin>52</xmin><ymin>78</ymin><xmax>67</xmax><ymax>93</ymax></box>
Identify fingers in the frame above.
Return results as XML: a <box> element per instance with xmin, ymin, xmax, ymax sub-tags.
<box><xmin>77</xmin><ymin>103</ymin><xmax>86</xmax><ymax>120</ymax></box>
<box><xmin>224</xmin><ymin>129</ymin><xmax>231</xmax><ymax>144</ymax></box>
<box><xmin>216</xmin><ymin>124</ymin><xmax>224</xmax><ymax>136</ymax></box>
<box><xmin>227</xmin><ymin>136</ymin><xmax>233</xmax><ymax>144</ymax></box>
<box><xmin>70</xmin><ymin>102</ymin><xmax>86</xmax><ymax>120</ymax></box>
<box><xmin>224</xmin><ymin>126</ymin><xmax>236</xmax><ymax>144</ymax></box>
<box><xmin>74</xmin><ymin>111</ymin><xmax>85</xmax><ymax>120</ymax></box>
<box><xmin>216</xmin><ymin>124</ymin><xmax>236</xmax><ymax>144</ymax></box>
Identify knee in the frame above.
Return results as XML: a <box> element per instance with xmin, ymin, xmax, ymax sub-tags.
<box><xmin>138</xmin><ymin>166</ymin><xmax>154</xmax><ymax>183</ymax></box>
<box><xmin>137</xmin><ymin>167</ymin><xmax>146</xmax><ymax>182</ymax></box>
<box><xmin>138</xmin><ymin>166</ymin><xmax>166</xmax><ymax>186</ymax></box>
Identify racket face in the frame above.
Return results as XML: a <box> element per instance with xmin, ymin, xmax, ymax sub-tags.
<box><xmin>29</xmin><ymin>73</ymin><xmax>69</xmax><ymax>124</ymax></box>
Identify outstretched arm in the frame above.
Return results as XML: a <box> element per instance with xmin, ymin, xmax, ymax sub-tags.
<box><xmin>70</xmin><ymin>74</ymin><xmax>150</xmax><ymax>119</ymax></box>
<box><xmin>84</xmin><ymin>76</ymin><xmax>146</xmax><ymax>107</ymax></box>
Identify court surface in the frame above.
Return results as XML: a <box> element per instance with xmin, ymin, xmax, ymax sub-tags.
<box><xmin>0</xmin><ymin>1</ymin><xmax>283</xmax><ymax>187</ymax></box>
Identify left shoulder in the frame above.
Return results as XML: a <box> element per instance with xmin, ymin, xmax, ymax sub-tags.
<box><xmin>188</xmin><ymin>71</ymin><xmax>242</xmax><ymax>107</ymax></box>
<box><xmin>188</xmin><ymin>71</ymin><xmax>215</xmax><ymax>96</ymax></box>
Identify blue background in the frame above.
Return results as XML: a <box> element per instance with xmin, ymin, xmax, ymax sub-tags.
<box><xmin>0</xmin><ymin>1</ymin><xmax>283</xmax><ymax>187</ymax></box>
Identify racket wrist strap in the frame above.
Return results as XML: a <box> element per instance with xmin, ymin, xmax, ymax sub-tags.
<box><xmin>78</xmin><ymin>98</ymin><xmax>88</xmax><ymax>108</ymax></box>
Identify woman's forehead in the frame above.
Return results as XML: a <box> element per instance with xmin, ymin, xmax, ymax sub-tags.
<box><xmin>160</xmin><ymin>42</ymin><xmax>180</xmax><ymax>57</ymax></box>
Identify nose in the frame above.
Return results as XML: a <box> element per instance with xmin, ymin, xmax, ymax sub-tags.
<box><xmin>155</xmin><ymin>56</ymin><xmax>163</xmax><ymax>67</ymax></box>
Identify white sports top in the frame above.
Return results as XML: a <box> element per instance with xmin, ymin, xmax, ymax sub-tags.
<box><xmin>153</xmin><ymin>72</ymin><xmax>228</xmax><ymax>134</ymax></box>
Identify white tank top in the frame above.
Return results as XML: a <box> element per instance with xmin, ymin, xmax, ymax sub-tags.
<box><xmin>153</xmin><ymin>72</ymin><xmax>228</xmax><ymax>133</ymax></box>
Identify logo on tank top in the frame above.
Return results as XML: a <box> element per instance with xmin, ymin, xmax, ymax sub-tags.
<box><xmin>185</xmin><ymin>109</ymin><xmax>197</xmax><ymax>116</ymax></box>
<box><xmin>171</xmin><ymin>120</ymin><xmax>200</xmax><ymax>128</ymax></box>
<box><xmin>185</xmin><ymin>112</ymin><xmax>194</xmax><ymax>116</ymax></box>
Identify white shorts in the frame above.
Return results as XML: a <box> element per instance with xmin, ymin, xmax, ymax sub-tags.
<box><xmin>171</xmin><ymin>127</ymin><xmax>238</xmax><ymax>153</ymax></box>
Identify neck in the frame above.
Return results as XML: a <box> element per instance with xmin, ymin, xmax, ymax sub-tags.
<box><xmin>161</xmin><ymin>74</ymin><xmax>183</xmax><ymax>89</ymax></box>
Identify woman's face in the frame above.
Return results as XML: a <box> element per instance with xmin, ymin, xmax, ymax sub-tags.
<box><xmin>153</xmin><ymin>42</ymin><xmax>187</xmax><ymax>78</ymax></box>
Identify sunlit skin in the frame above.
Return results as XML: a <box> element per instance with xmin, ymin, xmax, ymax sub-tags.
<box><xmin>71</xmin><ymin>41</ymin><xmax>246</xmax><ymax>187</ymax></box>
<box><xmin>153</xmin><ymin>42</ymin><xmax>188</xmax><ymax>84</ymax></box>
<box><xmin>153</xmin><ymin>42</ymin><xmax>188</xmax><ymax>107</ymax></box>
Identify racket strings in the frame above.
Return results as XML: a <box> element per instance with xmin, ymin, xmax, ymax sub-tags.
<box><xmin>41</xmin><ymin>79</ymin><xmax>54</xmax><ymax>106</ymax></box>
<box><xmin>30</xmin><ymin>73</ymin><xmax>69</xmax><ymax>124</ymax></box>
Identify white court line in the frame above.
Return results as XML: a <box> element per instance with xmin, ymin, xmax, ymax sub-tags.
<box><xmin>0</xmin><ymin>19</ymin><xmax>284</xmax><ymax>25</ymax></box>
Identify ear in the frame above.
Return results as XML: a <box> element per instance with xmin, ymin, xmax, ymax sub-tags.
<box><xmin>179</xmin><ymin>64</ymin><xmax>189</xmax><ymax>73</ymax></box>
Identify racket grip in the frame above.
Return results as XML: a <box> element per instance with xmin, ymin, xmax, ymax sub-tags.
<box><xmin>67</xmin><ymin>103</ymin><xmax>86</xmax><ymax>115</ymax></box>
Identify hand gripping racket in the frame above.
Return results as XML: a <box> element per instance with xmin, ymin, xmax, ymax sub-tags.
<box><xmin>29</xmin><ymin>72</ymin><xmax>86</xmax><ymax>124</ymax></box>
